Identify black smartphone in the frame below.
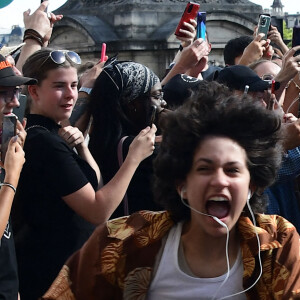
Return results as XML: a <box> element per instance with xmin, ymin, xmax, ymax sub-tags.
<box><xmin>292</xmin><ymin>26</ymin><xmax>300</xmax><ymax>57</ymax></box>
<box><xmin>148</xmin><ymin>105</ymin><xmax>157</xmax><ymax>127</ymax></box>
<box><xmin>1</xmin><ymin>113</ymin><xmax>17</xmax><ymax>162</ymax></box>
<box><xmin>13</xmin><ymin>94</ymin><xmax>27</xmax><ymax>123</ymax></box>
<box><xmin>196</xmin><ymin>12</ymin><xmax>206</xmax><ymax>40</ymax></box>
<box><xmin>257</xmin><ymin>14</ymin><xmax>271</xmax><ymax>40</ymax></box>
<box><xmin>175</xmin><ymin>2</ymin><xmax>200</xmax><ymax>37</ymax></box>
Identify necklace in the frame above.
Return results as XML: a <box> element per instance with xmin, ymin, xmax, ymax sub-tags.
<box><xmin>26</xmin><ymin>125</ymin><xmax>50</xmax><ymax>132</ymax></box>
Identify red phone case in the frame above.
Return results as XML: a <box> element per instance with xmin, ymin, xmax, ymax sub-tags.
<box><xmin>175</xmin><ymin>2</ymin><xmax>200</xmax><ymax>37</ymax></box>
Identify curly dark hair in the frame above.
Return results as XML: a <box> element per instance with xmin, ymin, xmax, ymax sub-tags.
<box><xmin>153</xmin><ymin>83</ymin><xmax>283</xmax><ymax>222</ymax></box>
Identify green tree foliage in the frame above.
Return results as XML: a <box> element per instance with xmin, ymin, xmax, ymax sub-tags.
<box><xmin>283</xmin><ymin>20</ymin><xmax>293</xmax><ymax>47</ymax></box>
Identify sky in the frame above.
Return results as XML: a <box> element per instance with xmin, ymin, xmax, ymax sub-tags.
<box><xmin>0</xmin><ymin>0</ymin><xmax>68</xmax><ymax>33</ymax></box>
<box><xmin>250</xmin><ymin>0</ymin><xmax>300</xmax><ymax>14</ymax></box>
<box><xmin>0</xmin><ymin>0</ymin><xmax>298</xmax><ymax>33</ymax></box>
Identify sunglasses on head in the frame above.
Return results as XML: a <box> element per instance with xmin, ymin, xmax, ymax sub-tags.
<box><xmin>41</xmin><ymin>50</ymin><xmax>81</xmax><ymax>67</ymax></box>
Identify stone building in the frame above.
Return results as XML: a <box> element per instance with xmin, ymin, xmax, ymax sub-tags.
<box><xmin>52</xmin><ymin>0</ymin><xmax>264</xmax><ymax>77</ymax></box>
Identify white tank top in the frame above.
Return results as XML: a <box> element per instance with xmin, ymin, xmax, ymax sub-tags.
<box><xmin>146</xmin><ymin>222</ymin><xmax>247</xmax><ymax>300</ymax></box>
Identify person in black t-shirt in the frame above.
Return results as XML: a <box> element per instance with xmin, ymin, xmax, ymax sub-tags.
<box><xmin>13</xmin><ymin>48</ymin><xmax>156</xmax><ymax>300</ymax></box>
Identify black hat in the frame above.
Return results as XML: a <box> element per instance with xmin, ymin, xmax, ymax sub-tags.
<box><xmin>215</xmin><ymin>65</ymin><xmax>279</xmax><ymax>92</ymax></box>
<box><xmin>163</xmin><ymin>74</ymin><xmax>201</xmax><ymax>108</ymax></box>
<box><xmin>0</xmin><ymin>54</ymin><xmax>37</xmax><ymax>87</ymax></box>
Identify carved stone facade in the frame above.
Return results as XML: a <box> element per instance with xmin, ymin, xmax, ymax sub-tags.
<box><xmin>52</xmin><ymin>0</ymin><xmax>263</xmax><ymax>77</ymax></box>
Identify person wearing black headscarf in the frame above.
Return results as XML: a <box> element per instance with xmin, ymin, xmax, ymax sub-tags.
<box><xmin>88</xmin><ymin>61</ymin><xmax>167</xmax><ymax>217</ymax></box>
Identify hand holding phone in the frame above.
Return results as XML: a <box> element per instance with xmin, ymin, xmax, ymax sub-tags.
<box><xmin>175</xmin><ymin>2</ymin><xmax>200</xmax><ymax>38</ymax></box>
<box><xmin>1</xmin><ymin>114</ymin><xmax>17</xmax><ymax>162</ymax></box>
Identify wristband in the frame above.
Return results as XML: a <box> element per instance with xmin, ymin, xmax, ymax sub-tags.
<box><xmin>179</xmin><ymin>45</ymin><xmax>184</xmax><ymax>52</ymax></box>
<box><xmin>0</xmin><ymin>182</ymin><xmax>16</xmax><ymax>193</ymax></box>
<box><xmin>79</xmin><ymin>87</ymin><xmax>92</xmax><ymax>95</ymax></box>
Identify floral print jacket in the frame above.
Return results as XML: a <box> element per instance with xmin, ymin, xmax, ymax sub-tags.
<box><xmin>42</xmin><ymin>210</ymin><xmax>300</xmax><ymax>300</ymax></box>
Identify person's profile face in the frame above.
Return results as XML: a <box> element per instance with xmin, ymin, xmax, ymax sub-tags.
<box><xmin>182</xmin><ymin>136</ymin><xmax>250</xmax><ymax>237</ymax></box>
<box><xmin>30</xmin><ymin>67</ymin><xmax>78</xmax><ymax>123</ymax></box>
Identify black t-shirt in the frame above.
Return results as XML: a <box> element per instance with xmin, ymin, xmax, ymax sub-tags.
<box><xmin>109</xmin><ymin>135</ymin><xmax>162</xmax><ymax>219</ymax></box>
<box><xmin>0</xmin><ymin>218</ymin><xmax>18</xmax><ymax>300</ymax></box>
<box><xmin>13</xmin><ymin>114</ymin><xmax>98</xmax><ymax>300</ymax></box>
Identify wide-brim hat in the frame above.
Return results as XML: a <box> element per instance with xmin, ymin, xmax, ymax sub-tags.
<box><xmin>215</xmin><ymin>65</ymin><xmax>279</xmax><ymax>92</ymax></box>
<box><xmin>0</xmin><ymin>54</ymin><xmax>37</xmax><ymax>86</ymax></box>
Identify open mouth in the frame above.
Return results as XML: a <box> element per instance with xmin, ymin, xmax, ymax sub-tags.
<box><xmin>206</xmin><ymin>197</ymin><xmax>231</xmax><ymax>219</ymax></box>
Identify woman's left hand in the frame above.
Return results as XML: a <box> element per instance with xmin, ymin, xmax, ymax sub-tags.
<box><xmin>127</xmin><ymin>124</ymin><xmax>157</xmax><ymax>164</ymax></box>
<box><xmin>58</xmin><ymin>126</ymin><xmax>85</xmax><ymax>148</ymax></box>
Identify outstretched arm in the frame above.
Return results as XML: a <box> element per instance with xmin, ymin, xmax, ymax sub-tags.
<box><xmin>62</xmin><ymin>125</ymin><xmax>157</xmax><ymax>224</ymax></box>
<box><xmin>16</xmin><ymin>1</ymin><xmax>63</xmax><ymax>72</ymax></box>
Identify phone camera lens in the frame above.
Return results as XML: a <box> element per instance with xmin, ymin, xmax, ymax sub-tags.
<box><xmin>187</xmin><ymin>4</ymin><xmax>193</xmax><ymax>13</ymax></box>
<box><xmin>261</xmin><ymin>17</ymin><xmax>266</xmax><ymax>26</ymax></box>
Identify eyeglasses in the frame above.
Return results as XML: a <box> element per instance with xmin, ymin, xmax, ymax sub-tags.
<box><xmin>151</xmin><ymin>91</ymin><xmax>164</xmax><ymax>101</ymax></box>
<box><xmin>150</xmin><ymin>91</ymin><xmax>167</xmax><ymax>106</ymax></box>
<box><xmin>261</xmin><ymin>74</ymin><xmax>275</xmax><ymax>81</ymax></box>
<box><xmin>0</xmin><ymin>87</ymin><xmax>21</xmax><ymax>103</ymax></box>
<box><xmin>41</xmin><ymin>50</ymin><xmax>81</xmax><ymax>67</ymax></box>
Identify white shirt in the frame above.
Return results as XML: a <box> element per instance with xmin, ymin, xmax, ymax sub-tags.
<box><xmin>146</xmin><ymin>222</ymin><xmax>246</xmax><ymax>300</ymax></box>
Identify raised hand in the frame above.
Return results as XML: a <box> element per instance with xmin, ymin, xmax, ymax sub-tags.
<box><xmin>127</xmin><ymin>124</ymin><xmax>157</xmax><ymax>164</ymax></box>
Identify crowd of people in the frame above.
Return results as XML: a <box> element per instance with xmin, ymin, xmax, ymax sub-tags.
<box><xmin>1</xmin><ymin>0</ymin><xmax>300</xmax><ymax>299</ymax></box>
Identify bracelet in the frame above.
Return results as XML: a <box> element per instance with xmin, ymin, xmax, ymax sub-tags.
<box><xmin>0</xmin><ymin>182</ymin><xmax>16</xmax><ymax>193</ymax></box>
<box><xmin>23</xmin><ymin>29</ymin><xmax>44</xmax><ymax>47</ymax></box>
<box><xmin>179</xmin><ymin>44</ymin><xmax>184</xmax><ymax>52</ymax></box>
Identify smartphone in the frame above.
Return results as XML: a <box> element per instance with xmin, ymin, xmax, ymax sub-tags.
<box><xmin>1</xmin><ymin>113</ymin><xmax>17</xmax><ymax>162</ymax></box>
<box><xmin>100</xmin><ymin>43</ymin><xmax>106</xmax><ymax>62</ymax></box>
<box><xmin>196</xmin><ymin>12</ymin><xmax>206</xmax><ymax>40</ymax></box>
<box><xmin>148</xmin><ymin>105</ymin><xmax>157</xmax><ymax>127</ymax></box>
<box><xmin>292</xmin><ymin>26</ymin><xmax>300</xmax><ymax>57</ymax></box>
<box><xmin>13</xmin><ymin>94</ymin><xmax>27</xmax><ymax>123</ymax></box>
<box><xmin>257</xmin><ymin>14</ymin><xmax>271</xmax><ymax>40</ymax></box>
<box><xmin>175</xmin><ymin>2</ymin><xmax>200</xmax><ymax>37</ymax></box>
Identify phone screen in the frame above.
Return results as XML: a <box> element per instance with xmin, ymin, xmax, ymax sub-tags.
<box><xmin>196</xmin><ymin>12</ymin><xmax>206</xmax><ymax>40</ymax></box>
<box><xmin>1</xmin><ymin>114</ymin><xmax>17</xmax><ymax>162</ymax></box>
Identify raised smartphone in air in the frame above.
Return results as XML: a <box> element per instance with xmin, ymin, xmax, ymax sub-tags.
<box><xmin>257</xmin><ymin>14</ymin><xmax>271</xmax><ymax>40</ymax></box>
<box><xmin>1</xmin><ymin>113</ymin><xmax>17</xmax><ymax>162</ymax></box>
<box><xmin>100</xmin><ymin>43</ymin><xmax>106</xmax><ymax>62</ymax></box>
<box><xmin>292</xmin><ymin>26</ymin><xmax>300</xmax><ymax>57</ymax></box>
<box><xmin>196</xmin><ymin>12</ymin><xmax>206</xmax><ymax>40</ymax></box>
<box><xmin>175</xmin><ymin>2</ymin><xmax>200</xmax><ymax>37</ymax></box>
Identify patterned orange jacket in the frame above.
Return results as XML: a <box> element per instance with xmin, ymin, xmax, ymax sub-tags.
<box><xmin>42</xmin><ymin>210</ymin><xmax>300</xmax><ymax>300</ymax></box>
